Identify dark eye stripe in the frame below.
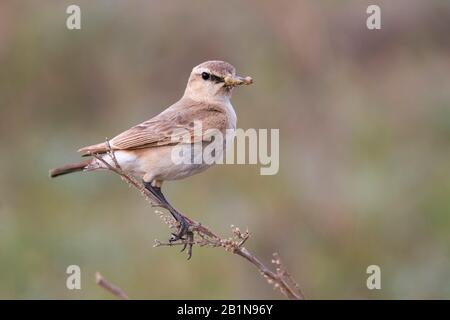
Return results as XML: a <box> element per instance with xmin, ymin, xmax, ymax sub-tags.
<box><xmin>201</xmin><ymin>72</ymin><xmax>224</xmax><ymax>83</ymax></box>
<box><xmin>210</xmin><ymin>74</ymin><xmax>224</xmax><ymax>82</ymax></box>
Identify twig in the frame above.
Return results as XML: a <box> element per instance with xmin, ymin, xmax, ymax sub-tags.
<box><xmin>95</xmin><ymin>272</ymin><xmax>129</xmax><ymax>300</ymax></box>
<box><xmin>93</xmin><ymin>140</ymin><xmax>305</xmax><ymax>300</ymax></box>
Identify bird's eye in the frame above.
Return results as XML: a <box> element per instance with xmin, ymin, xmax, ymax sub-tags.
<box><xmin>201</xmin><ymin>72</ymin><xmax>210</xmax><ymax>80</ymax></box>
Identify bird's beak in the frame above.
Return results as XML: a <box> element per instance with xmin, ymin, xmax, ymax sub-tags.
<box><xmin>224</xmin><ymin>75</ymin><xmax>253</xmax><ymax>87</ymax></box>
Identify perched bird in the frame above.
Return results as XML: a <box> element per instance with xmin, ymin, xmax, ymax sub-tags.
<box><xmin>50</xmin><ymin>60</ymin><xmax>253</xmax><ymax>250</ymax></box>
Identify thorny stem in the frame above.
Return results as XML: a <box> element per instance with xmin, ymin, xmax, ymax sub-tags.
<box><xmin>93</xmin><ymin>140</ymin><xmax>305</xmax><ymax>300</ymax></box>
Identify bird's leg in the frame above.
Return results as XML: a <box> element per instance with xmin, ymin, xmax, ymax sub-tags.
<box><xmin>143</xmin><ymin>181</ymin><xmax>194</xmax><ymax>256</ymax></box>
<box><xmin>144</xmin><ymin>181</ymin><xmax>191</xmax><ymax>239</ymax></box>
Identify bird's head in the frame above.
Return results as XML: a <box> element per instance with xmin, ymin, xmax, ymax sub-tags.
<box><xmin>184</xmin><ymin>60</ymin><xmax>253</xmax><ymax>102</ymax></box>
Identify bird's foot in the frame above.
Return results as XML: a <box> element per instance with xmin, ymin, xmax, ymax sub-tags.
<box><xmin>179</xmin><ymin>231</ymin><xmax>194</xmax><ymax>260</ymax></box>
<box><xmin>169</xmin><ymin>214</ymin><xmax>195</xmax><ymax>259</ymax></box>
<box><xmin>142</xmin><ymin>182</ymin><xmax>195</xmax><ymax>259</ymax></box>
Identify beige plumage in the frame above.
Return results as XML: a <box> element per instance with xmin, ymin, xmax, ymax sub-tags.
<box><xmin>51</xmin><ymin>61</ymin><xmax>252</xmax><ymax>181</ymax></box>
<box><xmin>50</xmin><ymin>60</ymin><xmax>252</xmax><ymax>251</ymax></box>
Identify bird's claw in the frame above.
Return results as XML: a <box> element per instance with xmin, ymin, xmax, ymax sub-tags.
<box><xmin>168</xmin><ymin>218</ymin><xmax>194</xmax><ymax>259</ymax></box>
<box><xmin>179</xmin><ymin>231</ymin><xmax>194</xmax><ymax>259</ymax></box>
<box><xmin>169</xmin><ymin>219</ymin><xmax>189</xmax><ymax>241</ymax></box>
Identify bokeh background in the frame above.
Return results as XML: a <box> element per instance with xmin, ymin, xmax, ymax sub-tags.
<box><xmin>1</xmin><ymin>0</ymin><xmax>449</xmax><ymax>299</ymax></box>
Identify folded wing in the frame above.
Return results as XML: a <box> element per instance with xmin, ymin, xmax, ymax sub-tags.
<box><xmin>78</xmin><ymin>99</ymin><xmax>229</xmax><ymax>155</ymax></box>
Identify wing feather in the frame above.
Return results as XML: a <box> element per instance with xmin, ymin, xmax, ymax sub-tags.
<box><xmin>78</xmin><ymin>98</ymin><xmax>230</xmax><ymax>155</ymax></box>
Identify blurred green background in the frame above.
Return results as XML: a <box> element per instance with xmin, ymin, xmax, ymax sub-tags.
<box><xmin>1</xmin><ymin>0</ymin><xmax>450</xmax><ymax>299</ymax></box>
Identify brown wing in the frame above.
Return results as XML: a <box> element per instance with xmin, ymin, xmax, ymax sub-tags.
<box><xmin>78</xmin><ymin>98</ymin><xmax>229</xmax><ymax>155</ymax></box>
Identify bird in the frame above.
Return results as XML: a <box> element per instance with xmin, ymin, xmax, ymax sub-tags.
<box><xmin>49</xmin><ymin>60</ymin><xmax>253</xmax><ymax>254</ymax></box>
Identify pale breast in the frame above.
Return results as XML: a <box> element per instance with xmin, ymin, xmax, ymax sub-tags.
<box><xmin>224</xmin><ymin>99</ymin><xmax>237</xmax><ymax>130</ymax></box>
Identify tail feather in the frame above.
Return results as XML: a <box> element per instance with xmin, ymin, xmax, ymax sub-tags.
<box><xmin>49</xmin><ymin>159</ymin><xmax>92</xmax><ymax>178</ymax></box>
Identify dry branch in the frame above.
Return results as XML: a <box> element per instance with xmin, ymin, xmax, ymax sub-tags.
<box><xmin>92</xmin><ymin>141</ymin><xmax>304</xmax><ymax>300</ymax></box>
<box><xmin>95</xmin><ymin>272</ymin><xmax>129</xmax><ymax>300</ymax></box>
